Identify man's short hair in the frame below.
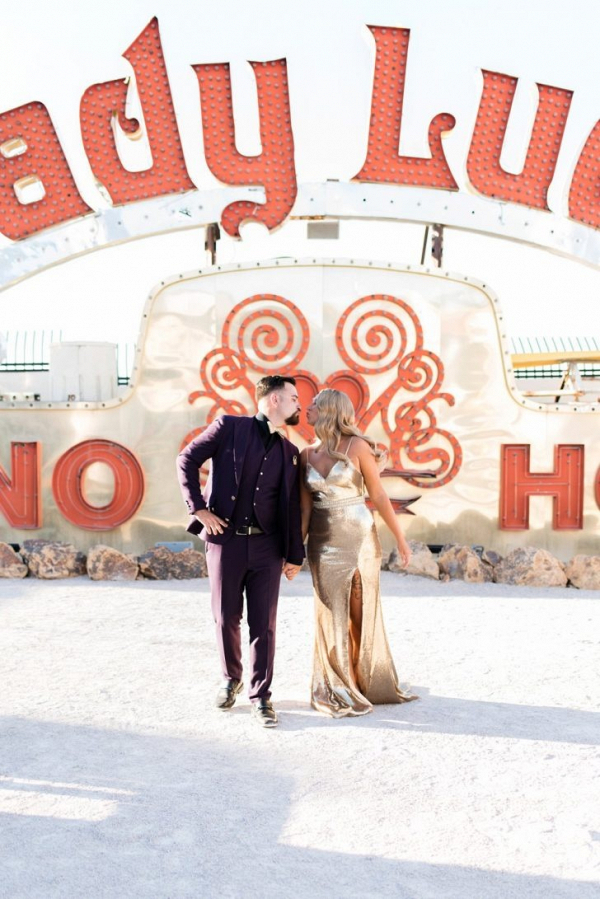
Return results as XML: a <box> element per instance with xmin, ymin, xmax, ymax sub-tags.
<box><xmin>255</xmin><ymin>375</ymin><xmax>296</xmax><ymax>401</ymax></box>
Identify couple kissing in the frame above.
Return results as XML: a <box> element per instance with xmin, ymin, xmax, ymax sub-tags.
<box><xmin>176</xmin><ymin>375</ymin><xmax>416</xmax><ymax>729</ymax></box>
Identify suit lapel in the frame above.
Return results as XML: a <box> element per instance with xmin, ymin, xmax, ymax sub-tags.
<box><xmin>280</xmin><ymin>439</ymin><xmax>298</xmax><ymax>495</ymax></box>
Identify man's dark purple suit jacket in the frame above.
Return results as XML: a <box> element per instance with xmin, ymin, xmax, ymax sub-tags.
<box><xmin>176</xmin><ymin>415</ymin><xmax>304</xmax><ymax>564</ymax></box>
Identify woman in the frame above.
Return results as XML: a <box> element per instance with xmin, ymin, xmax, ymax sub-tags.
<box><xmin>300</xmin><ymin>388</ymin><xmax>417</xmax><ymax>717</ymax></box>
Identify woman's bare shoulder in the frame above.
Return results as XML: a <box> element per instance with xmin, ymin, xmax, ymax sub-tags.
<box><xmin>350</xmin><ymin>438</ymin><xmax>382</xmax><ymax>471</ymax></box>
<box><xmin>350</xmin><ymin>436</ymin><xmax>372</xmax><ymax>454</ymax></box>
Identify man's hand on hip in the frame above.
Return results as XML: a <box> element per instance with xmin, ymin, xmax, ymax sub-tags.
<box><xmin>282</xmin><ymin>562</ymin><xmax>301</xmax><ymax>580</ymax></box>
<box><xmin>194</xmin><ymin>509</ymin><xmax>228</xmax><ymax>536</ymax></box>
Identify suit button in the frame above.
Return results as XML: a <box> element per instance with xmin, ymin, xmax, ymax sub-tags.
<box><xmin>231</xmin><ymin>495</ymin><xmax>236</xmax><ymax>500</ymax></box>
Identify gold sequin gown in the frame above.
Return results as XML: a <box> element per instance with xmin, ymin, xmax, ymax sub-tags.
<box><xmin>305</xmin><ymin>456</ymin><xmax>416</xmax><ymax>717</ymax></box>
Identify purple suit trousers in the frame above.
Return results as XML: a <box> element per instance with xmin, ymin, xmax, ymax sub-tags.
<box><xmin>206</xmin><ymin>532</ymin><xmax>283</xmax><ymax>701</ymax></box>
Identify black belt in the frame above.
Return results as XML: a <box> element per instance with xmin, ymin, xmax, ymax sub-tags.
<box><xmin>235</xmin><ymin>525</ymin><xmax>264</xmax><ymax>536</ymax></box>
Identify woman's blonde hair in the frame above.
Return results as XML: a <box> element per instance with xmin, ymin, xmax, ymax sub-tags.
<box><xmin>313</xmin><ymin>388</ymin><xmax>386</xmax><ymax>465</ymax></box>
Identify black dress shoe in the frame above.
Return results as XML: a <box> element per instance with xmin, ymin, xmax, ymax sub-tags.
<box><xmin>251</xmin><ymin>698</ymin><xmax>278</xmax><ymax>728</ymax></box>
<box><xmin>215</xmin><ymin>679</ymin><xmax>244</xmax><ymax>710</ymax></box>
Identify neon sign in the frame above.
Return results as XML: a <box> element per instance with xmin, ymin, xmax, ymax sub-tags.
<box><xmin>2</xmin><ymin>19</ymin><xmax>600</xmax><ymax>244</ymax></box>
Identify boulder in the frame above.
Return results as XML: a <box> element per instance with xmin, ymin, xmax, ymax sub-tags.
<box><xmin>86</xmin><ymin>545</ymin><xmax>139</xmax><ymax>581</ymax></box>
<box><xmin>565</xmin><ymin>555</ymin><xmax>600</xmax><ymax>590</ymax></box>
<box><xmin>138</xmin><ymin>546</ymin><xmax>207</xmax><ymax>580</ymax></box>
<box><xmin>494</xmin><ymin>546</ymin><xmax>567</xmax><ymax>587</ymax></box>
<box><xmin>438</xmin><ymin>544</ymin><xmax>493</xmax><ymax>583</ymax></box>
<box><xmin>21</xmin><ymin>540</ymin><xmax>86</xmax><ymax>579</ymax></box>
<box><xmin>388</xmin><ymin>540</ymin><xmax>439</xmax><ymax>580</ymax></box>
<box><xmin>482</xmin><ymin>548</ymin><xmax>503</xmax><ymax>568</ymax></box>
<box><xmin>0</xmin><ymin>543</ymin><xmax>28</xmax><ymax>578</ymax></box>
<box><xmin>480</xmin><ymin>549</ymin><xmax>502</xmax><ymax>580</ymax></box>
<box><xmin>439</xmin><ymin>542</ymin><xmax>458</xmax><ymax>555</ymax></box>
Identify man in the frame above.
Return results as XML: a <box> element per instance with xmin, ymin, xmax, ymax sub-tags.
<box><xmin>176</xmin><ymin>375</ymin><xmax>304</xmax><ymax>728</ymax></box>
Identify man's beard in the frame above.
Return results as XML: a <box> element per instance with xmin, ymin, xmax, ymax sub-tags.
<box><xmin>285</xmin><ymin>411</ymin><xmax>300</xmax><ymax>426</ymax></box>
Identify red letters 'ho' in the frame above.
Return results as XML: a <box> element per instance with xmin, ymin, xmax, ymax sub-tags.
<box><xmin>500</xmin><ymin>444</ymin><xmax>584</xmax><ymax>530</ymax></box>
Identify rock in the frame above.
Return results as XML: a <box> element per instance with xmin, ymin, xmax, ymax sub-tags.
<box><xmin>86</xmin><ymin>545</ymin><xmax>139</xmax><ymax>581</ymax></box>
<box><xmin>21</xmin><ymin>540</ymin><xmax>86</xmax><ymax>579</ymax></box>
<box><xmin>439</xmin><ymin>543</ymin><xmax>458</xmax><ymax>555</ymax></box>
<box><xmin>480</xmin><ymin>549</ymin><xmax>502</xmax><ymax>580</ymax></box>
<box><xmin>438</xmin><ymin>544</ymin><xmax>493</xmax><ymax>583</ymax></box>
<box><xmin>482</xmin><ymin>549</ymin><xmax>503</xmax><ymax>568</ymax></box>
<box><xmin>565</xmin><ymin>555</ymin><xmax>600</xmax><ymax>590</ymax></box>
<box><xmin>0</xmin><ymin>543</ymin><xmax>28</xmax><ymax>578</ymax></box>
<box><xmin>494</xmin><ymin>547</ymin><xmax>567</xmax><ymax>587</ymax></box>
<box><xmin>138</xmin><ymin>546</ymin><xmax>207</xmax><ymax>580</ymax></box>
<box><xmin>389</xmin><ymin>541</ymin><xmax>439</xmax><ymax>580</ymax></box>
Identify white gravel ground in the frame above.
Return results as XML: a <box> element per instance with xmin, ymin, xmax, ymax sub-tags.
<box><xmin>0</xmin><ymin>571</ymin><xmax>599</xmax><ymax>899</ymax></box>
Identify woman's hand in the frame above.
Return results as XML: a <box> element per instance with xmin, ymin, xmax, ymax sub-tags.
<box><xmin>396</xmin><ymin>538</ymin><xmax>412</xmax><ymax>569</ymax></box>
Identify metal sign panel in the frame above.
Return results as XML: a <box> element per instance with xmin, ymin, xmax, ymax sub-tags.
<box><xmin>1</xmin><ymin>260</ymin><xmax>598</xmax><ymax>556</ymax></box>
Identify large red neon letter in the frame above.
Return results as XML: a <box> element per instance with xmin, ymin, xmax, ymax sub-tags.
<box><xmin>193</xmin><ymin>59</ymin><xmax>297</xmax><ymax>237</ymax></box>
<box><xmin>500</xmin><ymin>444</ymin><xmax>584</xmax><ymax>530</ymax></box>
<box><xmin>468</xmin><ymin>72</ymin><xmax>572</xmax><ymax>210</ymax></box>
<box><xmin>354</xmin><ymin>27</ymin><xmax>457</xmax><ymax>190</ymax></box>
<box><xmin>52</xmin><ymin>440</ymin><xmax>144</xmax><ymax>530</ymax></box>
<box><xmin>0</xmin><ymin>103</ymin><xmax>91</xmax><ymax>240</ymax></box>
<box><xmin>569</xmin><ymin>121</ymin><xmax>600</xmax><ymax>229</ymax></box>
<box><xmin>80</xmin><ymin>18</ymin><xmax>194</xmax><ymax>205</ymax></box>
<box><xmin>0</xmin><ymin>442</ymin><xmax>41</xmax><ymax>528</ymax></box>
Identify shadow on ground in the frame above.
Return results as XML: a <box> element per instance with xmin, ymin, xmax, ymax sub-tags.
<box><xmin>274</xmin><ymin>688</ymin><xmax>599</xmax><ymax>746</ymax></box>
<box><xmin>0</xmin><ymin>716</ymin><xmax>596</xmax><ymax>899</ymax></box>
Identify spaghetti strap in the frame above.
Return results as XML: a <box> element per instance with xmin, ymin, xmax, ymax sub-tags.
<box><xmin>346</xmin><ymin>437</ymin><xmax>354</xmax><ymax>456</ymax></box>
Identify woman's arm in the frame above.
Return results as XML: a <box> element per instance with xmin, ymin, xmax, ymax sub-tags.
<box><xmin>299</xmin><ymin>448</ymin><xmax>313</xmax><ymax>542</ymax></box>
<box><xmin>353</xmin><ymin>440</ymin><xmax>411</xmax><ymax>567</ymax></box>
